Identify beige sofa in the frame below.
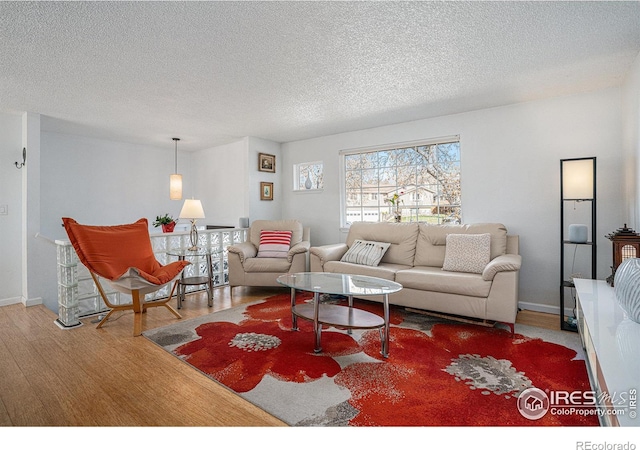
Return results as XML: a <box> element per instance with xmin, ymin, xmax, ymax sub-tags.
<box><xmin>228</xmin><ymin>219</ymin><xmax>310</xmax><ymax>290</ymax></box>
<box><xmin>309</xmin><ymin>222</ymin><xmax>521</xmax><ymax>330</ymax></box>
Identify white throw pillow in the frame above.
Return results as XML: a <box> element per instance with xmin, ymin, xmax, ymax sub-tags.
<box><xmin>341</xmin><ymin>240</ymin><xmax>391</xmax><ymax>266</ymax></box>
<box><xmin>257</xmin><ymin>230</ymin><xmax>292</xmax><ymax>258</ymax></box>
<box><xmin>442</xmin><ymin>233</ymin><xmax>491</xmax><ymax>274</ymax></box>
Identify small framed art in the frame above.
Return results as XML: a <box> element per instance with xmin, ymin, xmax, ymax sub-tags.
<box><xmin>260</xmin><ymin>182</ymin><xmax>274</xmax><ymax>200</ymax></box>
<box><xmin>259</xmin><ymin>153</ymin><xmax>276</xmax><ymax>173</ymax></box>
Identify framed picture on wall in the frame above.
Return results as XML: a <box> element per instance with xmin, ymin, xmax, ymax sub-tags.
<box><xmin>258</xmin><ymin>153</ymin><xmax>276</xmax><ymax>173</ymax></box>
<box><xmin>260</xmin><ymin>182</ymin><xmax>274</xmax><ymax>200</ymax></box>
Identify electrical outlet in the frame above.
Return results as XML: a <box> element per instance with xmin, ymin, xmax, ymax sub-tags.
<box><xmin>0</xmin><ymin>205</ymin><xmax>7</xmax><ymax>215</ymax></box>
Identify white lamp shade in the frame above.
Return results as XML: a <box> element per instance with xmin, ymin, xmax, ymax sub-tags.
<box><xmin>179</xmin><ymin>199</ymin><xmax>205</xmax><ymax>219</ymax></box>
<box><xmin>169</xmin><ymin>174</ymin><xmax>182</xmax><ymax>200</ymax></box>
<box><xmin>562</xmin><ymin>159</ymin><xmax>594</xmax><ymax>200</ymax></box>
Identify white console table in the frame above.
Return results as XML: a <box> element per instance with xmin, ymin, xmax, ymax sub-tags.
<box><xmin>574</xmin><ymin>279</ymin><xmax>640</xmax><ymax>427</ymax></box>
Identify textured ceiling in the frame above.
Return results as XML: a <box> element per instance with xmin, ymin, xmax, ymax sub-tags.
<box><xmin>1</xmin><ymin>1</ymin><xmax>640</xmax><ymax>151</ymax></box>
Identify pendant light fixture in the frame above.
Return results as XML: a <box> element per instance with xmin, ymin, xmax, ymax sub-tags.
<box><xmin>170</xmin><ymin>137</ymin><xmax>182</xmax><ymax>200</ymax></box>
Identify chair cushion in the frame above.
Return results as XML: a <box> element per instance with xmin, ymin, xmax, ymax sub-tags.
<box><xmin>442</xmin><ymin>233</ymin><xmax>491</xmax><ymax>274</ymax></box>
<box><xmin>257</xmin><ymin>230</ymin><xmax>293</xmax><ymax>258</ymax></box>
<box><xmin>243</xmin><ymin>257</ymin><xmax>293</xmax><ymax>273</ymax></box>
<box><xmin>62</xmin><ymin>217</ymin><xmax>189</xmax><ymax>284</ymax></box>
<box><xmin>340</xmin><ymin>239</ymin><xmax>390</xmax><ymax>266</ymax></box>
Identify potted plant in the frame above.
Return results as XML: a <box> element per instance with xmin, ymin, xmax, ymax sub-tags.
<box><xmin>153</xmin><ymin>214</ymin><xmax>176</xmax><ymax>233</ymax></box>
<box><xmin>385</xmin><ymin>191</ymin><xmax>404</xmax><ymax>222</ymax></box>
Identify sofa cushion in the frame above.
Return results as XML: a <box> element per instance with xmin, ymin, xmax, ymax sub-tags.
<box><xmin>346</xmin><ymin>222</ymin><xmax>419</xmax><ymax>266</ymax></box>
<box><xmin>340</xmin><ymin>239</ymin><xmax>390</xmax><ymax>266</ymax></box>
<box><xmin>442</xmin><ymin>233</ymin><xmax>491</xmax><ymax>274</ymax></box>
<box><xmin>396</xmin><ymin>266</ymin><xmax>492</xmax><ymax>298</ymax></box>
<box><xmin>323</xmin><ymin>261</ymin><xmax>409</xmax><ymax>281</ymax></box>
<box><xmin>257</xmin><ymin>230</ymin><xmax>292</xmax><ymax>258</ymax></box>
<box><xmin>415</xmin><ymin>223</ymin><xmax>508</xmax><ymax>268</ymax></box>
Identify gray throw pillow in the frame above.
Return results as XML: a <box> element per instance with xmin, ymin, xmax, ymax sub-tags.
<box><xmin>442</xmin><ymin>233</ymin><xmax>491</xmax><ymax>274</ymax></box>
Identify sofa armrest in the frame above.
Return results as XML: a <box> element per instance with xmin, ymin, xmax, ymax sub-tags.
<box><xmin>288</xmin><ymin>241</ymin><xmax>310</xmax><ymax>262</ymax></box>
<box><xmin>482</xmin><ymin>254</ymin><xmax>522</xmax><ymax>281</ymax></box>
<box><xmin>310</xmin><ymin>243</ymin><xmax>348</xmax><ymax>266</ymax></box>
<box><xmin>227</xmin><ymin>241</ymin><xmax>257</xmax><ymax>264</ymax></box>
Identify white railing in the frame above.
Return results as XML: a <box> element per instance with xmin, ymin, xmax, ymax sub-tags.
<box><xmin>55</xmin><ymin>227</ymin><xmax>248</xmax><ymax>328</ymax></box>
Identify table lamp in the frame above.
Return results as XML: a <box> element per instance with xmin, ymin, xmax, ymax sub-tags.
<box><xmin>179</xmin><ymin>199</ymin><xmax>205</xmax><ymax>250</ymax></box>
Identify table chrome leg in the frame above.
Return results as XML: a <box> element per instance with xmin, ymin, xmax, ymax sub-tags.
<box><xmin>347</xmin><ymin>295</ymin><xmax>353</xmax><ymax>335</ymax></box>
<box><xmin>382</xmin><ymin>293</ymin><xmax>390</xmax><ymax>358</ymax></box>
<box><xmin>178</xmin><ymin>256</ymin><xmax>185</xmax><ymax>310</ymax></box>
<box><xmin>313</xmin><ymin>292</ymin><xmax>322</xmax><ymax>353</ymax></box>
<box><xmin>291</xmin><ymin>287</ymin><xmax>298</xmax><ymax>331</ymax></box>
<box><xmin>206</xmin><ymin>253</ymin><xmax>213</xmax><ymax>307</ymax></box>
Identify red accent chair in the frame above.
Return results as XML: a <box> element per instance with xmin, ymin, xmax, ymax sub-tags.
<box><xmin>62</xmin><ymin>218</ymin><xmax>190</xmax><ymax>336</ymax></box>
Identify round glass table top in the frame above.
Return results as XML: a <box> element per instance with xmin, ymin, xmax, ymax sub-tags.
<box><xmin>277</xmin><ymin>272</ymin><xmax>402</xmax><ymax>296</ymax></box>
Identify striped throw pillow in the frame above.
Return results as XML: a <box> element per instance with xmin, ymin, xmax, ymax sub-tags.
<box><xmin>257</xmin><ymin>230</ymin><xmax>293</xmax><ymax>258</ymax></box>
<box><xmin>341</xmin><ymin>239</ymin><xmax>391</xmax><ymax>266</ymax></box>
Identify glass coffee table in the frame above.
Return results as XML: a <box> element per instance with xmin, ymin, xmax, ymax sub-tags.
<box><xmin>277</xmin><ymin>272</ymin><xmax>402</xmax><ymax>358</ymax></box>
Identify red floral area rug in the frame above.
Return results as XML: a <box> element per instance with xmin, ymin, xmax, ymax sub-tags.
<box><xmin>143</xmin><ymin>293</ymin><xmax>599</xmax><ymax>427</ymax></box>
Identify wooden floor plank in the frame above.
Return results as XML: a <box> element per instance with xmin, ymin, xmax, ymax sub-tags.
<box><xmin>0</xmin><ymin>319</ymin><xmax>52</xmax><ymax>424</ymax></box>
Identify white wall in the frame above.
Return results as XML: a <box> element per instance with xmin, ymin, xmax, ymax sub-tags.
<box><xmin>247</xmin><ymin>136</ymin><xmax>283</xmax><ymax>223</ymax></box>
<box><xmin>623</xmin><ymin>51</ymin><xmax>640</xmax><ymax>228</ymax></box>
<box><xmin>191</xmin><ymin>136</ymin><xmax>283</xmax><ymax>228</ymax></box>
<box><xmin>281</xmin><ymin>88</ymin><xmax>626</xmax><ymax>313</ymax></box>
<box><xmin>0</xmin><ymin>112</ymin><xmax>24</xmax><ymax>305</ymax></box>
<box><xmin>193</xmin><ymin>138</ymin><xmax>249</xmax><ymax>227</ymax></box>
<box><xmin>40</xmin><ymin>132</ymin><xmax>193</xmax><ymax>240</ymax></box>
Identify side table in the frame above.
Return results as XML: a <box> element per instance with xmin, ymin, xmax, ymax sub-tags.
<box><xmin>167</xmin><ymin>248</ymin><xmax>216</xmax><ymax>309</ymax></box>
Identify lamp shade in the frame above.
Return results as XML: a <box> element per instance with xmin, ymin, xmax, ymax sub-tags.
<box><xmin>179</xmin><ymin>199</ymin><xmax>205</xmax><ymax>219</ymax></box>
<box><xmin>169</xmin><ymin>174</ymin><xmax>182</xmax><ymax>200</ymax></box>
<box><xmin>562</xmin><ymin>158</ymin><xmax>594</xmax><ymax>200</ymax></box>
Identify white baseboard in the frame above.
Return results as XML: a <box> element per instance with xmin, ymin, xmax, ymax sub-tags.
<box><xmin>0</xmin><ymin>296</ymin><xmax>23</xmax><ymax>308</ymax></box>
<box><xmin>0</xmin><ymin>296</ymin><xmax>43</xmax><ymax>308</ymax></box>
<box><xmin>518</xmin><ymin>301</ymin><xmax>573</xmax><ymax>317</ymax></box>
<box><xmin>24</xmin><ymin>297</ymin><xmax>43</xmax><ymax>307</ymax></box>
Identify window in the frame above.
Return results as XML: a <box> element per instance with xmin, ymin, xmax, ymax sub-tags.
<box><xmin>294</xmin><ymin>161</ymin><xmax>324</xmax><ymax>191</ymax></box>
<box><xmin>341</xmin><ymin>137</ymin><xmax>461</xmax><ymax>226</ymax></box>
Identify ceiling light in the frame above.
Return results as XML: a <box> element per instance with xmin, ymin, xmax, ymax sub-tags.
<box><xmin>170</xmin><ymin>138</ymin><xmax>182</xmax><ymax>200</ymax></box>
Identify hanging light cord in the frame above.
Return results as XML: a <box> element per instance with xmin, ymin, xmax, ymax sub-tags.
<box><xmin>173</xmin><ymin>138</ymin><xmax>180</xmax><ymax>173</ymax></box>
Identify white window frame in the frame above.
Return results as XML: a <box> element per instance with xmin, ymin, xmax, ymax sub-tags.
<box><xmin>339</xmin><ymin>135</ymin><xmax>461</xmax><ymax>229</ymax></box>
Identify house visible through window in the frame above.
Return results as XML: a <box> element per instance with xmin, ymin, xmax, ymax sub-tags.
<box><xmin>341</xmin><ymin>137</ymin><xmax>461</xmax><ymax>226</ymax></box>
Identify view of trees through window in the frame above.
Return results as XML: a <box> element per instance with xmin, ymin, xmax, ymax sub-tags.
<box><xmin>343</xmin><ymin>139</ymin><xmax>461</xmax><ymax>225</ymax></box>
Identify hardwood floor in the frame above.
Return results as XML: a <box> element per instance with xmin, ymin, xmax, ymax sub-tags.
<box><xmin>0</xmin><ymin>286</ymin><xmax>559</xmax><ymax>427</ymax></box>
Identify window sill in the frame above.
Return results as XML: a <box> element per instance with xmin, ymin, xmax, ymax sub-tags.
<box><xmin>293</xmin><ymin>189</ymin><xmax>324</xmax><ymax>194</ymax></box>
